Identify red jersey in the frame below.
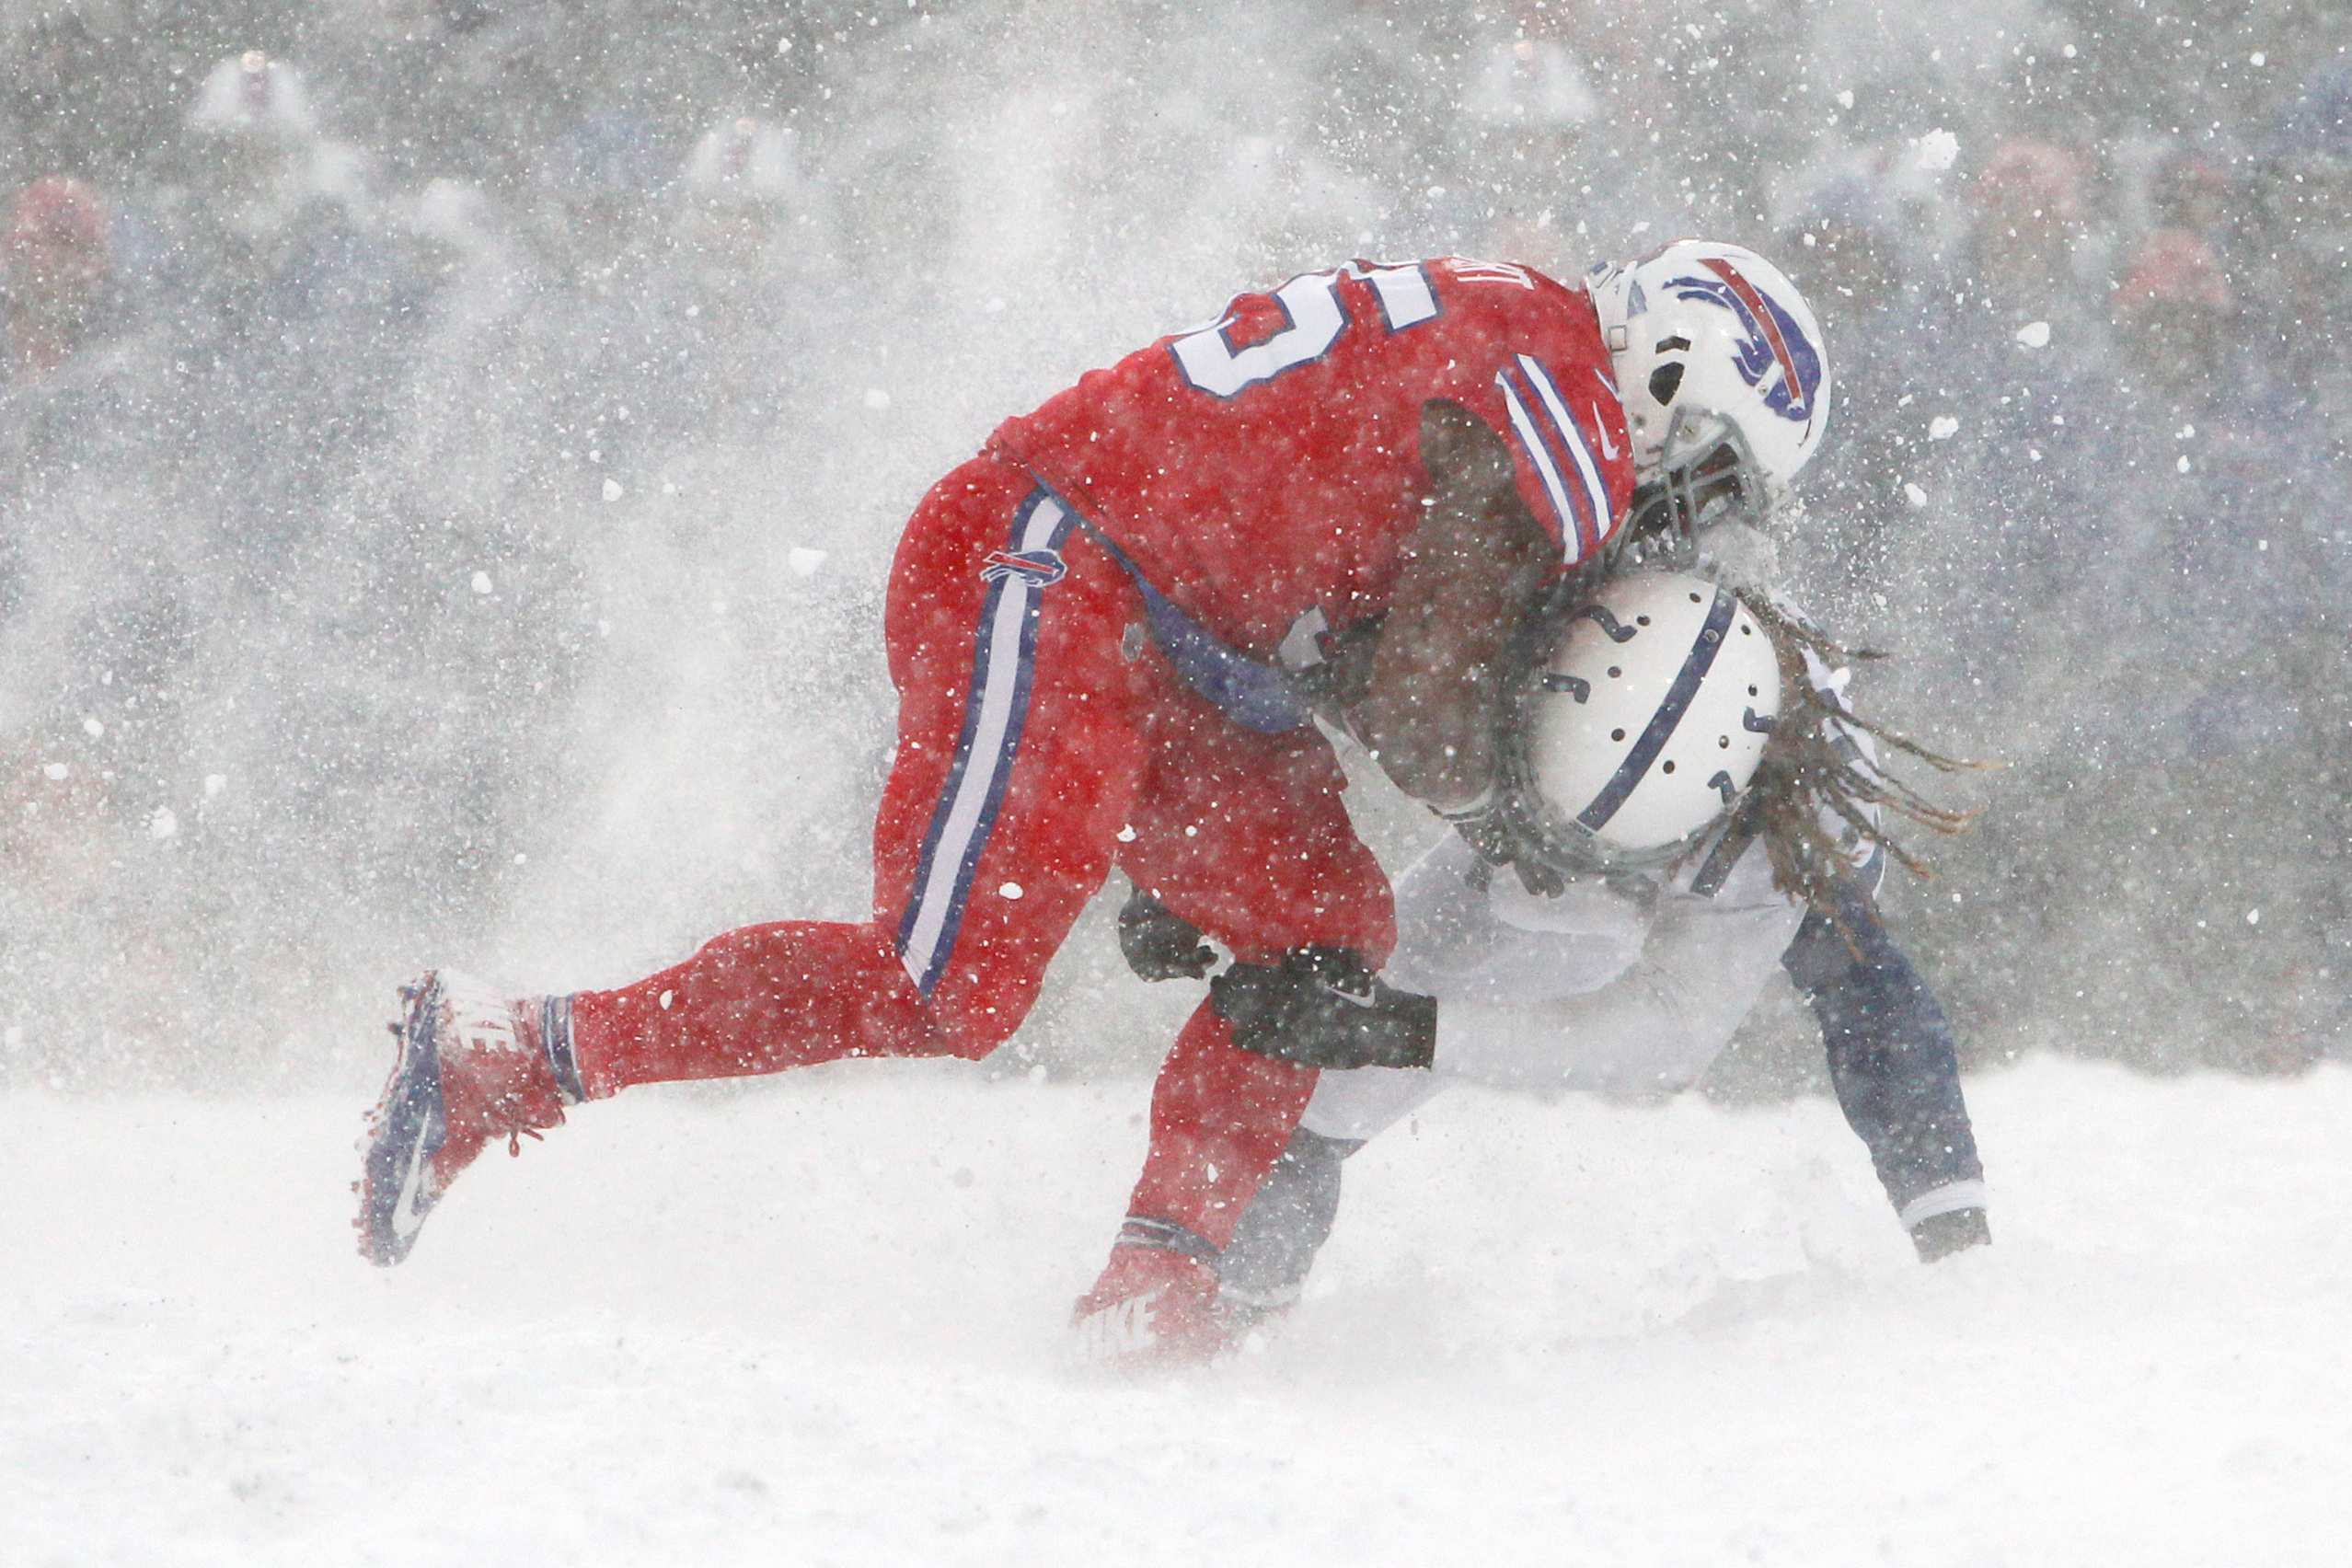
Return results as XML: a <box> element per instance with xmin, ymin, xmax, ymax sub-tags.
<box><xmin>988</xmin><ymin>257</ymin><xmax>1635</xmax><ymax>655</ymax></box>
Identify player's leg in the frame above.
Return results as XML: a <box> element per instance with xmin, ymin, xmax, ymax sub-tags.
<box><xmin>1197</xmin><ymin>836</ymin><xmax>1488</xmax><ymax>1324</ymax></box>
<box><xmin>359</xmin><ymin>460</ymin><xmax>1150</xmax><ymax>1262</ymax></box>
<box><xmin>1212</xmin><ymin>1124</ymin><xmax>1360</xmax><ymax>1328</ymax></box>
<box><xmin>1073</xmin><ymin>709</ymin><xmax>1396</xmax><ymax>1360</ymax></box>
<box><xmin>1070</xmin><ymin>992</ymin><xmax>1325</xmax><ymax>1365</ymax></box>
<box><xmin>568</xmin><ymin>467</ymin><xmax>1147</xmax><ymax>1086</ymax></box>
<box><xmin>1119</xmin><ymin>712</ymin><xmax>1398</xmax><ymax>1241</ymax></box>
<box><xmin>1206</xmin><ymin>1062</ymin><xmax>1447</xmax><ymax>1332</ymax></box>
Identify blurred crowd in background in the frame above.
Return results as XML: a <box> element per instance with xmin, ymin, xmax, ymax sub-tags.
<box><xmin>5</xmin><ymin>0</ymin><xmax>2351</xmax><ymax>1087</ymax></box>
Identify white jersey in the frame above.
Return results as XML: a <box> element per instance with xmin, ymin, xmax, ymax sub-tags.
<box><xmin>1303</xmin><ymin>643</ymin><xmax>1871</xmax><ymax>1143</ymax></box>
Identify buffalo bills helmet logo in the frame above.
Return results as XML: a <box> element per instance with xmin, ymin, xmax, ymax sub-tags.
<box><xmin>1665</xmin><ymin>259</ymin><xmax>1824</xmax><ymax>427</ymax></box>
<box><xmin>980</xmin><ymin>547</ymin><xmax>1067</xmax><ymax>588</ymax></box>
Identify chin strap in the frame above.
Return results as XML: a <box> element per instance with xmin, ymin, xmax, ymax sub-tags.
<box><xmin>1436</xmin><ymin>794</ymin><xmax>1567</xmax><ymax>899</ymax></box>
<box><xmin>1583</xmin><ymin>258</ymin><xmax>1637</xmax><ymax>355</ymax></box>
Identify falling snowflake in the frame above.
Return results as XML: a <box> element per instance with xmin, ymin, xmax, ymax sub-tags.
<box><xmin>1911</xmin><ymin>129</ymin><xmax>1959</xmax><ymax>172</ymax></box>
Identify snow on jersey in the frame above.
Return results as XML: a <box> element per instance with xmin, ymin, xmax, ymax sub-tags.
<box><xmin>987</xmin><ymin>257</ymin><xmax>1634</xmax><ymax>656</ymax></box>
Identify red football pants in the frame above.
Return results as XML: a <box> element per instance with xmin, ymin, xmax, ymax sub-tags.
<box><xmin>570</xmin><ymin>455</ymin><xmax>1392</xmax><ymax>1245</ymax></box>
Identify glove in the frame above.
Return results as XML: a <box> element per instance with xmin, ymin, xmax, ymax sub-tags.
<box><xmin>1118</xmin><ymin>886</ymin><xmax>1216</xmax><ymax>981</ymax></box>
<box><xmin>1290</xmin><ymin>612</ymin><xmax>1385</xmax><ymax>732</ymax></box>
<box><xmin>1910</xmin><ymin>1205</ymin><xmax>1990</xmax><ymax>1262</ymax></box>
<box><xmin>1209</xmin><ymin>946</ymin><xmax>1436</xmax><ymax>1070</ymax></box>
<box><xmin>1440</xmin><ymin>797</ymin><xmax>1566</xmax><ymax>898</ymax></box>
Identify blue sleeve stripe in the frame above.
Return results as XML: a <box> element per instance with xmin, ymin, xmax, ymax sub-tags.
<box><xmin>1518</xmin><ymin>353</ymin><xmax>1612</xmax><ymax>559</ymax></box>
<box><xmin>1495</xmin><ymin>370</ymin><xmax>1582</xmax><ymax>552</ymax></box>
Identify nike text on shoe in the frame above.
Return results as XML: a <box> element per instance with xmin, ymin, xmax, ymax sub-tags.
<box><xmin>354</xmin><ymin>971</ymin><xmax>574</xmax><ymax>1266</ymax></box>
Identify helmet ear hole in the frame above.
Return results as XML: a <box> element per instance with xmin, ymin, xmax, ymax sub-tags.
<box><xmin>1647</xmin><ymin>362</ymin><xmax>1685</xmax><ymax>406</ymax></box>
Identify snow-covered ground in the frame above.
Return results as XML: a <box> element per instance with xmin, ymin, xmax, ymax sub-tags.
<box><xmin>7</xmin><ymin>1055</ymin><xmax>2347</xmax><ymax>1566</ymax></box>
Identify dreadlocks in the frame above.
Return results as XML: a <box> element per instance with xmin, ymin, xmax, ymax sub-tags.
<box><xmin>1734</xmin><ymin>592</ymin><xmax>1991</xmax><ymax>922</ymax></box>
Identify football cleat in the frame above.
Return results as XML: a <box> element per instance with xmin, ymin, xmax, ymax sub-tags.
<box><xmin>1070</xmin><ymin>1242</ymin><xmax>1229</xmax><ymax>1370</ymax></box>
<box><xmin>354</xmin><ymin>970</ymin><xmax>571</xmax><ymax>1266</ymax></box>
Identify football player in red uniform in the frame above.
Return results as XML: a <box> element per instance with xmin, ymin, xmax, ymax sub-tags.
<box><xmin>354</xmin><ymin>246</ymin><xmax>1829</xmax><ymax>1345</ymax></box>
<box><xmin>1072</xmin><ymin>240</ymin><xmax>1839</xmax><ymax>1363</ymax></box>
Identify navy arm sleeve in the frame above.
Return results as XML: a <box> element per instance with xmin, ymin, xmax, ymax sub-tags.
<box><xmin>1781</xmin><ymin>875</ymin><xmax>1985</xmax><ymax>1217</ymax></box>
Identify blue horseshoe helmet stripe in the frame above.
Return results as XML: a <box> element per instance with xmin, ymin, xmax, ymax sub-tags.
<box><xmin>1576</xmin><ymin>586</ymin><xmax>1740</xmax><ymax>833</ymax></box>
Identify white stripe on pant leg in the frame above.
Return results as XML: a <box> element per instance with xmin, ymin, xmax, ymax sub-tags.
<box><xmin>1020</xmin><ymin>494</ymin><xmax>1068</xmax><ymax>551</ymax></box>
<box><xmin>899</xmin><ymin>577</ymin><xmax>1039</xmax><ymax>989</ymax></box>
<box><xmin>1520</xmin><ymin>354</ymin><xmax>1611</xmax><ymax>548</ymax></box>
<box><xmin>1496</xmin><ymin>372</ymin><xmax>1577</xmax><ymax>545</ymax></box>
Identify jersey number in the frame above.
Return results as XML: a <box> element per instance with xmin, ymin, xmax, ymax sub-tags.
<box><xmin>1170</xmin><ymin>263</ymin><xmax>1440</xmax><ymax>399</ymax></box>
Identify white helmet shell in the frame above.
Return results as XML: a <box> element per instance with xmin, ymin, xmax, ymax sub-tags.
<box><xmin>1515</xmin><ymin>570</ymin><xmax>1782</xmax><ymax>864</ymax></box>
<box><xmin>1588</xmin><ymin>239</ymin><xmax>1831</xmax><ymax>507</ymax></box>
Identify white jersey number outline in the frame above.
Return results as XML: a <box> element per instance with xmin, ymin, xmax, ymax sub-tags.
<box><xmin>1170</xmin><ymin>263</ymin><xmax>1439</xmax><ymax>399</ymax></box>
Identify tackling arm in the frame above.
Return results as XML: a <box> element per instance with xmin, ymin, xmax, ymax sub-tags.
<box><xmin>1781</xmin><ymin>882</ymin><xmax>1990</xmax><ymax>1261</ymax></box>
<box><xmin>1353</xmin><ymin>400</ymin><xmax>1555</xmax><ymax>810</ymax></box>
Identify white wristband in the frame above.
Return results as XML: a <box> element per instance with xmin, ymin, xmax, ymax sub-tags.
<box><xmin>1898</xmin><ymin>1180</ymin><xmax>1989</xmax><ymax>1230</ymax></box>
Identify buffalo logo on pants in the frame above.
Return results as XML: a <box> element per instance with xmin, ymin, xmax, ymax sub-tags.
<box><xmin>979</xmin><ymin>548</ymin><xmax>1067</xmax><ymax>588</ymax></box>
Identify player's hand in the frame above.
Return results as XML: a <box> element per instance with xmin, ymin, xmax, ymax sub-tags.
<box><xmin>1210</xmin><ymin>947</ymin><xmax>1436</xmax><ymax>1070</ymax></box>
<box><xmin>1910</xmin><ymin>1206</ymin><xmax>1990</xmax><ymax>1262</ymax></box>
<box><xmin>1118</xmin><ymin>886</ymin><xmax>1216</xmax><ymax>981</ymax></box>
<box><xmin>1441</xmin><ymin>798</ymin><xmax>1566</xmax><ymax>898</ymax></box>
<box><xmin>1292</xmin><ymin>613</ymin><xmax>1384</xmax><ymax>731</ymax></box>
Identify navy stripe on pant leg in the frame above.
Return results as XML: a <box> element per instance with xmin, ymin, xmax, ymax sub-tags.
<box><xmin>894</xmin><ymin>490</ymin><xmax>1077</xmax><ymax>997</ymax></box>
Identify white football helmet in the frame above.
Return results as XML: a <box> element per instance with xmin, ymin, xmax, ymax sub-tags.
<box><xmin>1503</xmin><ymin>569</ymin><xmax>1783</xmax><ymax>872</ymax></box>
<box><xmin>1586</xmin><ymin>240</ymin><xmax>1831</xmax><ymax>561</ymax></box>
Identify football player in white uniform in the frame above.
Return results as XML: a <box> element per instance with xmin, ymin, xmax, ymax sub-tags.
<box><xmin>1149</xmin><ymin>564</ymin><xmax>1990</xmax><ymax>1346</ymax></box>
